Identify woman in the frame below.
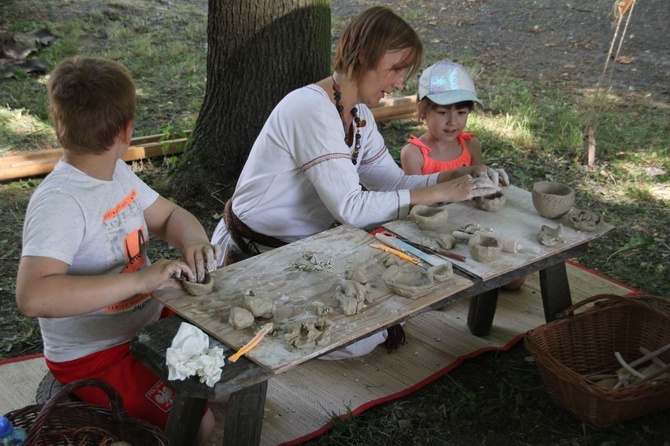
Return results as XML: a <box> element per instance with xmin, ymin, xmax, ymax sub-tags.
<box><xmin>212</xmin><ymin>6</ymin><xmax>503</xmax><ymax>358</ymax></box>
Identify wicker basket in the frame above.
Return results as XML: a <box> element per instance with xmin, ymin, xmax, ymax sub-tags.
<box><xmin>6</xmin><ymin>378</ymin><xmax>169</xmax><ymax>445</ymax></box>
<box><xmin>524</xmin><ymin>294</ymin><xmax>670</xmax><ymax>429</ymax></box>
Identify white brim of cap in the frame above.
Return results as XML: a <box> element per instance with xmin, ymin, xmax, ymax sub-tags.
<box><xmin>423</xmin><ymin>90</ymin><xmax>485</xmax><ymax>109</ymax></box>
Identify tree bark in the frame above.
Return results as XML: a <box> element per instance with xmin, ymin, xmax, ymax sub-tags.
<box><xmin>171</xmin><ymin>0</ymin><xmax>331</xmax><ymax>199</ymax></box>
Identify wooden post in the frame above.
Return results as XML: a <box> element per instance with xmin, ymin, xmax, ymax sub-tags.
<box><xmin>583</xmin><ymin>125</ymin><xmax>596</xmax><ymax>166</ymax></box>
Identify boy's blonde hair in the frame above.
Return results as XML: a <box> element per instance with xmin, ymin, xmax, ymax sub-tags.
<box><xmin>48</xmin><ymin>56</ymin><xmax>136</xmax><ymax>155</ymax></box>
<box><xmin>334</xmin><ymin>6</ymin><xmax>423</xmax><ymax>84</ymax></box>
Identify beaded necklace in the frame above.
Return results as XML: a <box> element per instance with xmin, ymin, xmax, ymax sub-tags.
<box><xmin>332</xmin><ymin>75</ymin><xmax>366</xmax><ymax>165</ymax></box>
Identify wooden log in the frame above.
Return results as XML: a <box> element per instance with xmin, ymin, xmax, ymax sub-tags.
<box><xmin>1</xmin><ymin>96</ymin><xmax>419</xmax><ymax>182</ymax></box>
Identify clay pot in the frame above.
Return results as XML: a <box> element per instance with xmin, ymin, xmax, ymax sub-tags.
<box><xmin>468</xmin><ymin>233</ymin><xmax>502</xmax><ymax>263</ymax></box>
<box><xmin>409</xmin><ymin>204</ymin><xmax>449</xmax><ymax>230</ymax></box>
<box><xmin>474</xmin><ymin>191</ymin><xmax>506</xmax><ymax>212</ymax></box>
<box><xmin>531</xmin><ymin>182</ymin><xmax>575</xmax><ymax>218</ymax></box>
<box><xmin>382</xmin><ymin>263</ymin><xmax>434</xmax><ymax>299</ymax></box>
<box><xmin>181</xmin><ymin>272</ymin><xmax>214</xmax><ymax>296</ymax></box>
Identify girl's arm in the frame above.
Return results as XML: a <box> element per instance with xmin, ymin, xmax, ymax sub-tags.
<box><xmin>400</xmin><ymin>143</ymin><xmax>424</xmax><ymax>175</ymax></box>
<box><xmin>468</xmin><ymin>136</ymin><xmax>484</xmax><ymax>166</ymax></box>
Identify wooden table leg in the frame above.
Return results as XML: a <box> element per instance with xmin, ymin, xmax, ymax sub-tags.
<box><xmin>223</xmin><ymin>379</ymin><xmax>268</xmax><ymax>446</ymax></box>
<box><xmin>165</xmin><ymin>392</ymin><xmax>208</xmax><ymax>446</ymax></box>
<box><xmin>467</xmin><ymin>288</ymin><xmax>499</xmax><ymax>336</ymax></box>
<box><xmin>539</xmin><ymin>261</ymin><xmax>572</xmax><ymax>322</ymax></box>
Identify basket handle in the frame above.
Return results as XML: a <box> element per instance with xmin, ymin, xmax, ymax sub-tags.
<box><xmin>24</xmin><ymin>378</ymin><xmax>127</xmax><ymax>446</ymax></box>
<box><xmin>557</xmin><ymin>293</ymin><xmax>670</xmax><ymax>319</ymax></box>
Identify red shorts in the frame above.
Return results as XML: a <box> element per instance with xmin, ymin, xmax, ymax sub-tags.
<box><xmin>46</xmin><ymin>307</ymin><xmax>185</xmax><ymax>430</ymax></box>
<box><xmin>46</xmin><ymin>342</ymin><xmax>174</xmax><ymax>429</ymax></box>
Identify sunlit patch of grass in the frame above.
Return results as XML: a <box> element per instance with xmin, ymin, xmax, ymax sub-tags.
<box><xmin>0</xmin><ymin>107</ymin><xmax>58</xmax><ymax>153</ymax></box>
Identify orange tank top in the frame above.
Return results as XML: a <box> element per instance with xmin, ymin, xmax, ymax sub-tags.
<box><xmin>408</xmin><ymin>133</ymin><xmax>474</xmax><ymax>175</ymax></box>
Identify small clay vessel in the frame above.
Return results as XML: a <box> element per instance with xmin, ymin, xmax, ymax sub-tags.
<box><xmin>532</xmin><ymin>182</ymin><xmax>575</xmax><ymax>219</ymax></box>
<box><xmin>427</xmin><ymin>263</ymin><xmax>453</xmax><ymax>282</ymax></box>
<box><xmin>382</xmin><ymin>263</ymin><xmax>434</xmax><ymax>299</ymax></box>
<box><xmin>468</xmin><ymin>233</ymin><xmax>502</xmax><ymax>263</ymax></box>
<box><xmin>568</xmin><ymin>208</ymin><xmax>604</xmax><ymax>232</ymax></box>
<box><xmin>537</xmin><ymin>224</ymin><xmax>564</xmax><ymax>246</ymax></box>
<box><xmin>409</xmin><ymin>204</ymin><xmax>449</xmax><ymax>230</ymax></box>
<box><xmin>181</xmin><ymin>272</ymin><xmax>214</xmax><ymax>296</ymax></box>
<box><xmin>474</xmin><ymin>191</ymin><xmax>506</xmax><ymax>212</ymax></box>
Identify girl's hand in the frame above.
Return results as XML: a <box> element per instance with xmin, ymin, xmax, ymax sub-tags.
<box><xmin>182</xmin><ymin>243</ymin><xmax>223</xmax><ymax>282</ymax></box>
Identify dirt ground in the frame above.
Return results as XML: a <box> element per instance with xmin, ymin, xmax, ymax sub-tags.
<box><xmin>336</xmin><ymin>0</ymin><xmax>669</xmax><ymax>104</ymax></box>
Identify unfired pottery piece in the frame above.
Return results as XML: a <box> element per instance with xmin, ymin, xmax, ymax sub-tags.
<box><xmin>568</xmin><ymin>208</ymin><xmax>604</xmax><ymax>232</ymax></box>
<box><xmin>430</xmin><ymin>233</ymin><xmax>457</xmax><ymax>250</ymax></box>
<box><xmin>283</xmin><ymin>318</ymin><xmax>332</xmax><ymax>349</ymax></box>
<box><xmin>409</xmin><ymin>204</ymin><xmax>449</xmax><ymax>230</ymax></box>
<box><xmin>243</xmin><ymin>294</ymin><xmax>275</xmax><ymax>319</ymax></box>
<box><xmin>181</xmin><ymin>272</ymin><xmax>214</xmax><ymax>296</ymax></box>
<box><xmin>474</xmin><ymin>191</ymin><xmax>507</xmax><ymax>212</ymax></box>
<box><xmin>382</xmin><ymin>263</ymin><xmax>434</xmax><ymax>299</ymax></box>
<box><xmin>537</xmin><ymin>223</ymin><xmax>564</xmax><ymax>246</ymax></box>
<box><xmin>427</xmin><ymin>263</ymin><xmax>453</xmax><ymax>282</ymax></box>
<box><xmin>344</xmin><ymin>266</ymin><xmax>368</xmax><ymax>284</ymax></box>
<box><xmin>228</xmin><ymin>306</ymin><xmax>254</xmax><ymax>330</ymax></box>
<box><xmin>334</xmin><ymin>279</ymin><xmax>371</xmax><ymax>315</ymax></box>
<box><xmin>468</xmin><ymin>233</ymin><xmax>503</xmax><ymax>263</ymax></box>
<box><xmin>531</xmin><ymin>182</ymin><xmax>575</xmax><ymax>219</ymax></box>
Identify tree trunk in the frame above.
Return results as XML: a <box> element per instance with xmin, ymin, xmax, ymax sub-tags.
<box><xmin>171</xmin><ymin>0</ymin><xmax>331</xmax><ymax>199</ymax></box>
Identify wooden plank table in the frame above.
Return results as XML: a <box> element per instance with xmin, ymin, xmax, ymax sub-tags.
<box><xmin>131</xmin><ymin>224</ymin><xmax>474</xmax><ymax>445</ymax></box>
<box><xmin>383</xmin><ymin>185</ymin><xmax>615</xmax><ymax>335</ymax></box>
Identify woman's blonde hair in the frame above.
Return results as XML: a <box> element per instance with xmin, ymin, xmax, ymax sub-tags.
<box><xmin>334</xmin><ymin>6</ymin><xmax>423</xmax><ymax>83</ymax></box>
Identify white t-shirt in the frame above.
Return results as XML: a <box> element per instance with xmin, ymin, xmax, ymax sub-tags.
<box><xmin>22</xmin><ymin>159</ymin><xmax>162</xmax><ymax>362</ymax></box>
<box><xmin>212</xmin><ymin>84</ymin><xmax>439</xmax><ymax>259</ymax></box>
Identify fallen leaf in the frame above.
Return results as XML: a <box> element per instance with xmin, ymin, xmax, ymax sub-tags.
<box><xmin>616</xmin><ymin>56</ymin><xmax>634</xmax><ymax>64</ymax></box>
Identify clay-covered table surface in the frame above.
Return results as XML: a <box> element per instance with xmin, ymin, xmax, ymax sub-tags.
<box><xmin>153</xmin><ymin>224</ymin><xmax>473</xmax><ymax>373</ymax></box>
<box><xmin>383</xmin><ymin>185</ymin><xmax>614</xmax><ymax>282</ymax></box>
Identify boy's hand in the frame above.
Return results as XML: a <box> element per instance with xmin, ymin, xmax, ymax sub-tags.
<box><xmin>182</xmin><ymin>243</ymin><xmax>223</xmax><ymax>283</ymax></box>
<box><xmin>139</xmin><ymin>259</ymin><xmax>195</xmax><ymax>295</ymax></box>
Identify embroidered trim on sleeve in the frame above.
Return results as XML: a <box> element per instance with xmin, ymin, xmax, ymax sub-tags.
<box><xmin>301</xmin><ymin>153</ymin><xmax>352</xmax><ymax>172</ymax></box>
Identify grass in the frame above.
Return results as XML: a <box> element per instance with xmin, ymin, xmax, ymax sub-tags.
<box><xmin>1</xmin><ymin>1</ymin><xmax>670</xmax><ymax>444</ymax></box>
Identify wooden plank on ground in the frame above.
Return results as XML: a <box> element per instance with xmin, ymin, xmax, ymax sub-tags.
<box><xmin>1</xmin><ymin>95</ymin><xmax>418</xmax><ymax>182</ymax></box>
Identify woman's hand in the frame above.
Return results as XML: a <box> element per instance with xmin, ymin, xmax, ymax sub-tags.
<box><xmin>182</xmin><ymin>243</ymin><xmax>223</xmax><ymax>282</ymax></box>
<box><xmin>443</xmin><ymin>174</ymin><xmax>500</xmax><ymax>202</ymax></box>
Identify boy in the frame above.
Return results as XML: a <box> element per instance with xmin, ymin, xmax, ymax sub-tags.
<box><xmin>15</xmin><ymin>56</ymin><xmax>220</xmax><ymax>444</ymax></box>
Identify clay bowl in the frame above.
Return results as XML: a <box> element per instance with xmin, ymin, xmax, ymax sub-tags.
<box><xmin>382</xmin><ymin>263</ymin><xmax>434</xmax><ymax>299</ymax></box>
<box><xmin>531</xmin><ymin>182</ymin><xmax>575</xmax><ymax>219</ymax></box>
<box><xmin>181</xmin><ymin>272</ymin><xmax>214</xmax><ymax>296</ymax></box>
<box><xmin>474</xmin><ymin>191</ymin><xmax>506</xmax><ymax>212</ymax></box>
<box><xmin>468</xmin><ymin>233</ymin><xmax>502</xmax><ymax>263</ymax></box>
<box><xmin>409</xmin><ymin>204</ymin><xmax>449</xmax><ymax>230</ymax></box>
